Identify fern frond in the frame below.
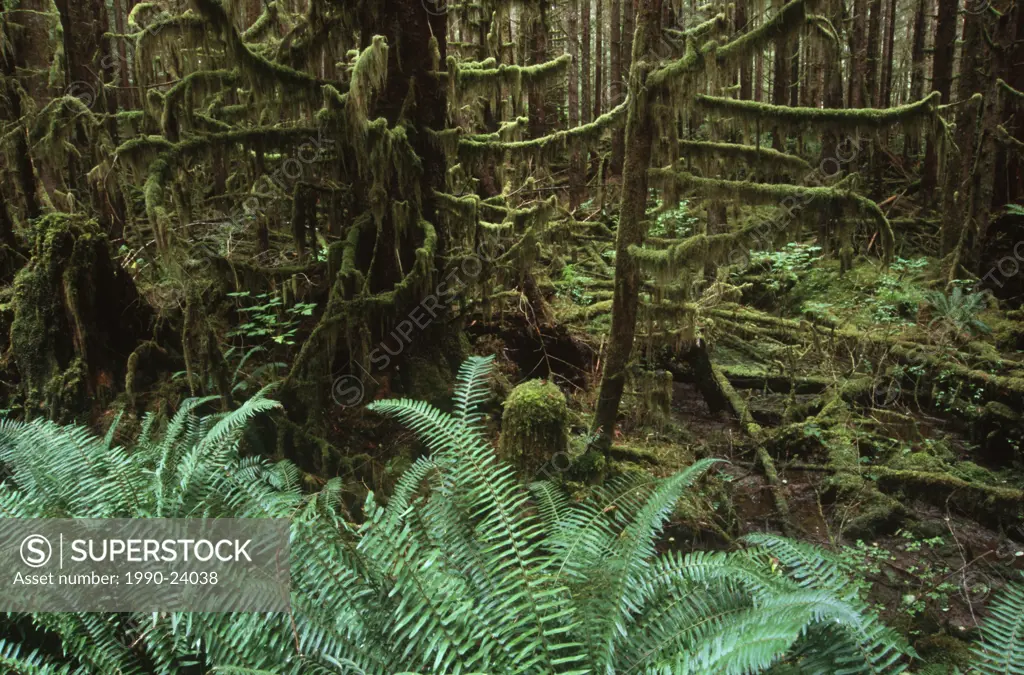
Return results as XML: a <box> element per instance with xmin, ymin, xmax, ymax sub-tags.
<box><xmin>743</xmin><ymin>533</ymin><xmax>911</xmax><ymax>674</ymax></box>
<box><xmin>971</xmin><ymin>576</ymin><xmax>1024</xmax><ymax>674</ymax></box>
<box><xmin>451</xmin><ymin>354</ymin><xmax>495</xmax><ymax>429</ymax></box>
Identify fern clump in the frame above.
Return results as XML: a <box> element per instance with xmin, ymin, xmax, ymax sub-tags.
<box><xmin>924</xmin><ymin>286</ymin><xmax>991</xmax><ymax>338</ymax></box>
<box><xmin>0</xmin><ymin>358</ymin><xmax>914</xmax><ymax>673</ymax></box>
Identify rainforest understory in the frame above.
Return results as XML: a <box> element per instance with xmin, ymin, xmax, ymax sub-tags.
<box><xmin>1</xmin><ymin>0</ymin><xmax>1023</xmax><ymax>672</ymax></box>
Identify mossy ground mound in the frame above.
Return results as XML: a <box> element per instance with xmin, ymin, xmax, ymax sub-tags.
<box><xmin>499</xmin><ymin>378</ymin><xmax>569</xmax><ymax>476</ymax></box>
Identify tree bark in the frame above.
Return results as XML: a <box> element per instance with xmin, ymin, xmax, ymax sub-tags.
<box><xmin>612</xmin><ymin>0</ymin><xmax>636</xmax><ymax>175</ymax></box>
<box><xmin>595</xmin><ymin>0</ymin><xmax>604</xmax><ymax>118</ymax></box>
<box><xmin>865</xmin><ymin>0</ymin><xmax>882</xmax><ymax>107</ymax></box>
<box><xmin>737</xmin><ymin>0</ymin><xmax>752</xmax><ymax>100</ymax></box>
<box><xmin>529</xmin><ymin>4</ymin><xmax>551</xmax><ymax>136</ymax></box>
<box><xmin>879</xmin><ymin>0</ymin><xmax>897</xmax><ymax>108</ymax></box>
<box><xmin>609</xmin><ymin>0</ymin><xmax>624</xmax><ymax>173</ymax></box>
<box><xmin>582</xmin><ymin>0</ymin><xmax>592</xmax><ymax>123</ymax></box>
<box><xmin>771</xmin><ymin>0</ymin><xmax>791</xmax><ymax>151</ymax></box>
<box><xmin>591</xmin><ymin>0</ymin><xmax>663</xmax><ymax>452</ymax></box>
<box><xmin>569</xmin><ymin>0</ymin><xmax>584</xmax><ymax>207</ymax></box>
<box><xmin>922</xmin><ymin>0</ymin><xmax>957</xmax><ymax>195</ymax></box>
<box><xmin>905</xmin><ymin>0</ymin><xmax>928</xmax><ymax>158</ymax></box>
<box><xmin>849</xmin><ymin>0</ymin><xmax>868</xmax><ymax>108</ymax></box>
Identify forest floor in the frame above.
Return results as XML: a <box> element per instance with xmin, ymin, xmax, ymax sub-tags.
<box><xmin>474</xmin><ymin>214</ymin><xmax>1022</xmax><ymax>671</ymax></box>
<box><xmin>310</xmin><ymin>202</ymin><xmax>1024</xmax><ymax>672</ymax></box>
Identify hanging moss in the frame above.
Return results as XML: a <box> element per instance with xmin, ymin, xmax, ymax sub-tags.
<box><xmin>629</xmin><ymin>234</ymin><xmax>709</xmax><ymax>285</ymax></box>
<box><xmin>629</xmin><ymin>369</ymin><xmax>674</xmax><ymax>429</ymax></box>
<box><xmin>191</xmin><ymin>0</ymin><xmax>342</xmax><ymax>100</ymax></box>
<box><xmin>499</xmin><ymin>379</ymin><xmax>569</xmax><ymax>476</ymax></box>
<box><xmin>346</xmin><ymin>36</ymin><xmax>390</xmax><ymax>130</ymax></box>
<box><xmin>160</xmin><ymin>69</ymin><xmax>239</xmax><ymax>137</ymax></box>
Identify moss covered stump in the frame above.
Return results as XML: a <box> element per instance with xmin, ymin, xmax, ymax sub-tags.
<box><xmin>8</xmin><ymin>214</ymin><xmax>151</xmax><ymax>420</ymax></box>
<box><xmin>499</xmin><ymin>379</ymin><xmax>568</xmax><ymax>476</ymax></box>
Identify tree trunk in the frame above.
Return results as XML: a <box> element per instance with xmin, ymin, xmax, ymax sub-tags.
<box><xmin>609</xmin><ymin>0</ymin><xmax>624</xmax><ymax>173</ymax></box>
<box><xmin>905</xmin><ymin>0</ymin><xmax>928</xmax><ymax>158</ymax></box>
<box><xmin>595</xmin><ymin>0</ymin><xmax>604</xmax><ymax>118</ymax></box>
<box><xmin>865</xmin><ymin>0</ymin><xmax>882</xmax><ymax>107</ymax></box>
<box><xmin>568</xmin><ymin>0</ymin><xmax>580</xmax><ymax>130</ymax></box>
<box><xmin>849</xmin><ymin>0</ymin><xmax>868</xmax><ymax>108</ymax></box>
<box><xmin>771</xmin><ymin>0</ymin><xmax>791</xmax><ymax>151</ymax></box>
<box><xmin>591</xmin><ymin>0</ymin><xmax>663</xmax><ymax>452</ymax></box>
<box><xmin>113</xmin><ymin>0</ymin><xmax>134</xmax><ymax>110</ymax></box>
<box><xmin>529</xmin><ymin>4</ymin><xmax>551</xmax><ymax>137</ymax></box>
<box><xmin>922</xmin><ymin>0</ymin><xmax>957</xmax><ymax>195</ymax></box>
<box><xmin>754</xmin><ymin>42</ymin><xmax>763</xmax><ymax>102</ymax></box>
<box><xmin>1001</xmin><ymin>0</ymin><xmax>1024</xmax><ymax>204</ymax></box>
<box><xmin>612</xmin><ymin>0</ymin><xmax>636</xmax><ymax>175</ymax></box>
<box><xmin>789</xmin><ymin>32</ymin><xmax>800</xmax><ymax>107</ymax></box>
<box><xmin>582</xmin><ymin>0</ymin><xmax>592</xmax><ymax>123</ymax></box>
<box><xmin>568</xmin><ymin>0</ymin><xmax>584</xmax><ymax>207</ymax></box>
<box><xmin>879</xmin><ymin>0</ymin><xmax>897</xmax><ymax>108</ymax></box>
<box><xmin>940</xmin><ymin>3</ymin><xmax>990</xmax><ymax>260</ymax></box>
<box><xmin>737</xmin><ymin>0</ymin><xmax>752</xmax><ymax>100</ymax></box>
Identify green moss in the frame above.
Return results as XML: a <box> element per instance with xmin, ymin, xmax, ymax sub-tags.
<box><xmin>914</xmin><ymin>633</ymin><xmax>973</xmax><ymax>670</ymax></box>
<box><xmin>951</xmin><ymin>461</ymin><xmax>999</xmax><ymax>484</ymax></box>
<box><xmin>891</xmin><ymin>452</ymin><xmax>948</xmax><ymax>473</ymax></box>
<box><xmin>499</xmin><ymin>379</ymin><xmax>569</xmax><ymax>476</ymax></box>
<box><xmin>844</xmin><ymin>491</ymin><xmax>905</xmax><ymax>538</ymax></box>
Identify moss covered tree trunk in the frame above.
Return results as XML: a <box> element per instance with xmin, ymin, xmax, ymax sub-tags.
<box><xmin>9</xmin><ymin>215</ymin><xmax>151</xmax><ymax>421</ymax></box>
<box><xmin>591</xmin><ymin>0</ymin><xmax>662</xmax><ymax>451</ymax></box>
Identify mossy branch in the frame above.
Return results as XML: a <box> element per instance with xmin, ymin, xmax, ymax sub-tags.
<box><xmin>191</xmin><ymin>0</ymin><xmax>342</xmax><ymax>97</ymax></box>
<box><xmin>674</xmin><ymin>139</ymin><xmax>812</xmax><ymax>173</ymax></box>
<box><xmin>242</xmin><ymin>0</ymin><xmax>278</xmax><ymax>42</ymax></box>
<box><xmin>693</xmin><ymin>91</ymin><xmax>940</xmax><ymax>131</ymax></box>
<box><xmin>997</xmin><ymin>125</ymin><xmax>1024</xmax><ymax>152</ymax></box>
<box><xmin>456</xmin><ymin>96</ymin><xmax>629</xmax><ymax>157</ymax></box>
<box><xmin>648</xmin><ymin>0</ymin><xmax>807</xmax><ymax>89</ymax></box>
<box><xmin>160</xmin><ymin>69</ymin><xmax>239</xmax><ymax>135</ymax></box>
<box><xmin>650</xmin><ymin>169</ymin><xmax>895</xmax><ymax>262</ymax></box>
<box><xmin>450</xmin><ymin>53</ymin><xmax>570</xmax><ymax>89</ymax></box>
<box><xmin>998</xmin><ymin>79</ymin><xmax>1024</xmax><ymax>99</ymax></box>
